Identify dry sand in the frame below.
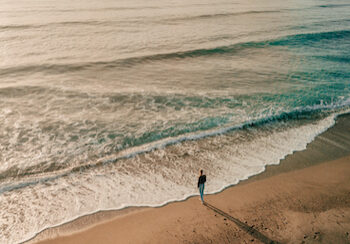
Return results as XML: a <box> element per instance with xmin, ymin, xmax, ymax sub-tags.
<box><xmin>29</xmin><ymin>114</ymin><xmax>350</xmax><ymax>244</ymax></box>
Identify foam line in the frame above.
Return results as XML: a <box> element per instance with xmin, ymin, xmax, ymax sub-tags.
<box><xmin>2</xmin><ymin>103</ymin><xmax>349</xmax><ymax>196</ymax></box>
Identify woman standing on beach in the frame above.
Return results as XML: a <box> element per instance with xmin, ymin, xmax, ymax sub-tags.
<box><xmin>198</xmin><ymin>170</ymin><xmax>206</xmax><ymax>203</ymax></box>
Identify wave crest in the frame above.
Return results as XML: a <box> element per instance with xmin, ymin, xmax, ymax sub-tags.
<box><xmin>1</xmin><ymin>29</ymin><xmax>349</xmax><ymax>77</ymax></box>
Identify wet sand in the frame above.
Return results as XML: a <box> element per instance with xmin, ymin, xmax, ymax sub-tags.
<box><xmin>29</xmin><ymin>114</ymin><xmax>350</xmax><ymax>244</ymax></box>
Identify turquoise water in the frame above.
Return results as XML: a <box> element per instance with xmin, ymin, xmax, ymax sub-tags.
<box><xmin>0</xmin><ymin>0</ymin><xmax>350</xmax><ymax>243</ymax></box>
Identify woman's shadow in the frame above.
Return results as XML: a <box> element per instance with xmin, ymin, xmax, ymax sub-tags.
<box><xmin>204</xmin><ymin>202</ymin><xmax>280</xmax><ymax>244</ymax></box>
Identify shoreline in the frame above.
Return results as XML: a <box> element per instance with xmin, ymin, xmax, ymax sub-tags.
<box><xmin>27</xmin><ymin>113</ymin><xmax>350</xmax><ymax>244</ymax></box>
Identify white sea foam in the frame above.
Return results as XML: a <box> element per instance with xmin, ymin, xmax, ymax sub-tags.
<box><xmin>1</xmin><ymin>111</ymin><xmax>346</xmax><ymax>244</ymax></box>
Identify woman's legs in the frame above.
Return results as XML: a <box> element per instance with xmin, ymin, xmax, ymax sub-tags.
<box><xmin>199</xmin><ymin>183</ymin><xmax>205</xmax><ymax>202</ymax></box>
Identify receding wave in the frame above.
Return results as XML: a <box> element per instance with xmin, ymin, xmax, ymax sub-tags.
<box><xmin>0</xmin><ymin>10</ymin><xmax>281</xmax><ymax>31</ymax></box>
<box><xmin>165</xmin><ymin>10</ymin><xmax>281</xmax><ymax>22</ymax></box>
<box><xmin>0</xmin><ymin>20</ymin><xmax>116</xmax><ymax>31</ymax></box>
<box><xmin>1</xmin><ymin>29</ymin><xmax>349</xmax><ymax>77</ymax></box>
<box><xmin>269</xmin><ymin>29</ymin><xmax>350</xmax><ymax>46</ymax></box>
<box><xmin>318</xmin><ymin>3</ymin><xmax>350</xmax><ymax>8</ymax></box>
<box><xmin>0</xmin><ymin>10</ymin><xmax>277</xmax><ymax>31</ymax></box>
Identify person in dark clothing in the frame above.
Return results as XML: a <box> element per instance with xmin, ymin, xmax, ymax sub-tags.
<box><xmin>198</xmin><ymin>169</ymin><xmax>206</xmax><ymax>203</ymax></box>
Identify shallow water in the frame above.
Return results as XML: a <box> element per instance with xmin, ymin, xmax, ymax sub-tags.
<box><xmin>1</xmin><ymin>0</ymin><xmax>350</xmax><ymax>243</ymax></box>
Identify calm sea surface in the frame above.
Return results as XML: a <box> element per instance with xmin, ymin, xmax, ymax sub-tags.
<box><xmin>1</xmin><ymin>0</ymin><xmax>350</xmax><ymax>242</ymax></box>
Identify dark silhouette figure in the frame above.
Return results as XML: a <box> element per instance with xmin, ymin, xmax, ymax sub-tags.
<box><xmin>198</xmin><ymin>170</ymin><xmax>206</xmax><ymax>203</ymax></box>
<box><xmin>204</xmin><ymin>202</ymin><xmax>280</xmax><ymax>244</ymax></box>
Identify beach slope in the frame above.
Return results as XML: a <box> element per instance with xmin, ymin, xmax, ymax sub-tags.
<box><xmin>32</xmin><ymin>157</ymin><xmax>350</xmax><ymax>244</ymax></box>
<box><xmin>29</xmin><ymin>114</ymin><xmax>350</xmax><ymax>244</ymax></box>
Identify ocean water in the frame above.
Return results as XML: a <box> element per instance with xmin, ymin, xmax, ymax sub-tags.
<box><xmin>1</xmin><ymin>0</ymin><xmax>350</xmax><ymax>242</ymax></box>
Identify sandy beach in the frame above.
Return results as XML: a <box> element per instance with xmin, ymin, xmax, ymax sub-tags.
<box><xmin>27</xmin><ymin>115</ymin><xmax>350</xmax><ymax>244</ymax></box>
<box><xmin>2</xmin><ymin>1</ymin><xmax>350</xmax><ymax>243</ymax></box>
